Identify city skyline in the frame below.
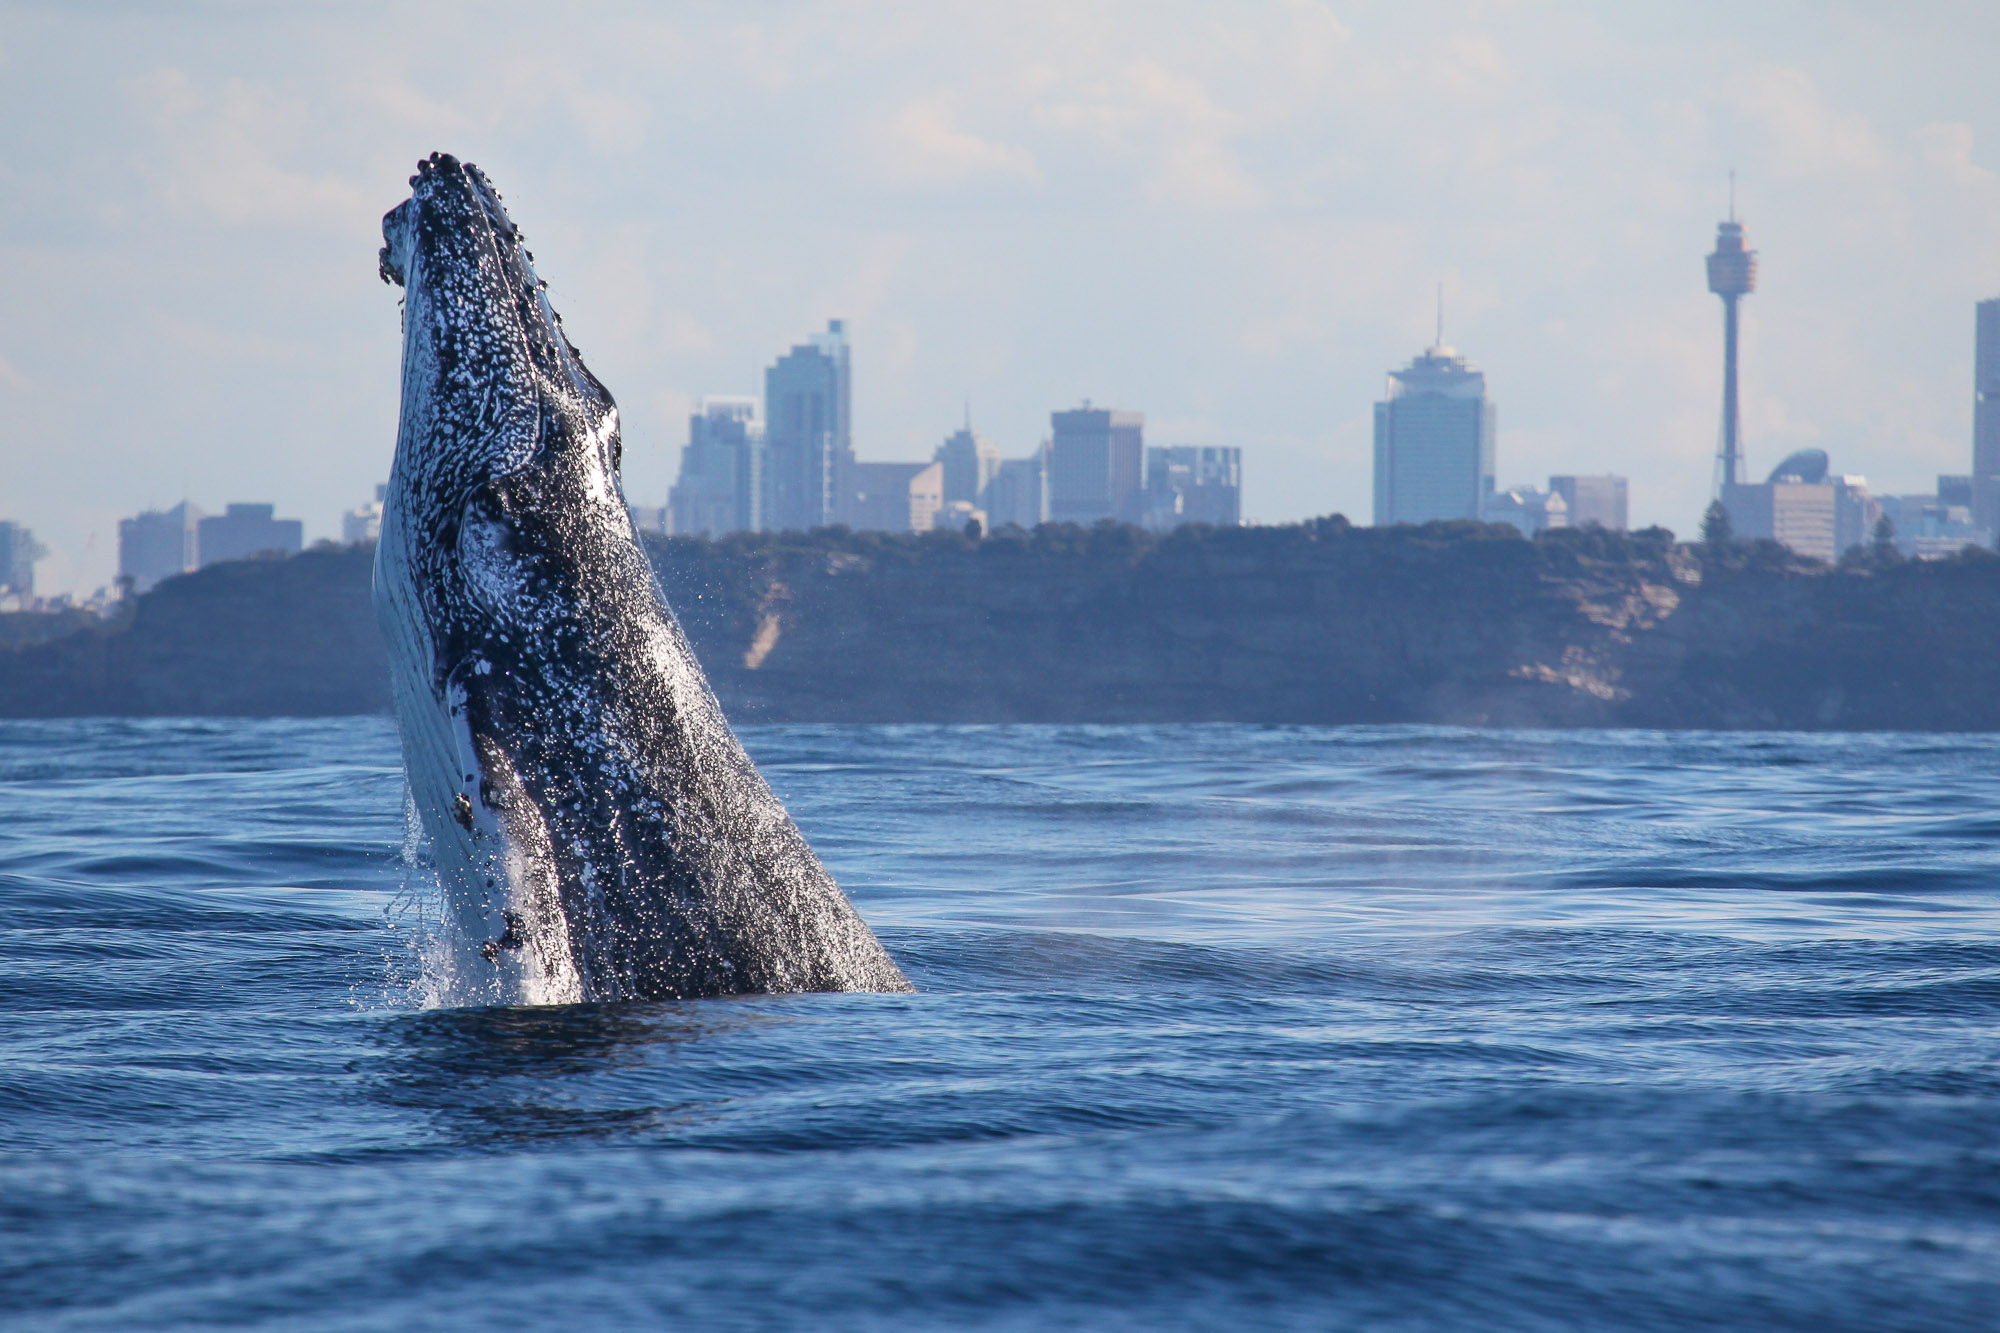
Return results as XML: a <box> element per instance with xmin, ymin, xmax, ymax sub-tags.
<box><xmin>3</xmin><ymin>2</ymin><xmax>1999</xmax><ymax>595</ymax></box>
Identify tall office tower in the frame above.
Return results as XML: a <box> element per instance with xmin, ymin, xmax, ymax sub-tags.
<box><xmin>984</xmin><ymin>446</ymin><xmax>1049</xmax><ymax>530</ymax></box>
<box><xmin>118</xmin><ymin>502</ymin><xmax>203</xmax><ymax>592</ymax></box>
<box><xmin>1049</xmin><ymin>405</ymin><xmax>1145</xmax><ymax>523</ymax></box>
<box><xmin>763</xmin><ymin>319</ymin><xmax>852</xmax><ymax>533</ymax></box>
<box><xmin>1706</xmin><ymin>190</ymin><xmax>1758</xmax><ymax>494</ymax></box>
<box><xmin>934</xmin><ymin>424</ymin><xmax>1001</xmax><ymax>508</ymax></box>
<box><xmin>669</xmin><ymin>398</ymin><xmax>763</xmax><ymax>537</ymax></box>
<box><xmin>196</xmin><ymin>504</ymin><xmax>303</xmax><ymax>568</ymax></box>
<box><xmin>0</xmin><ymin>521</ymin><xmax>42</xmax><ymax>597</ymax></box>
<box><xmin>1972</xmin><ymin>298</ymin><xmax>2000</xmax><ymax>530</ymax></box>
<box><xmin>1371</xmin><ymin>343</ymin><xmax>1495</xmax><ymax>525</ymax></box>
<box><xmin>1549</xmin><ymin>475</ymin><xmax>1629</xmax><ymax>531</ymax></box>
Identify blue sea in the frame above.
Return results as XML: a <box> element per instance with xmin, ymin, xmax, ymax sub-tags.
<box><xmin>3</xmin><ymin>720</ymin><xmax>1998</xmax><ymax>1331</ymax></box>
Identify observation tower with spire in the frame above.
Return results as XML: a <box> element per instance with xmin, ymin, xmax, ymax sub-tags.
<box><xmin>1706</xmin><ymin>176</ymin><xmax>1758</xmax><ymax>494</ymax></box>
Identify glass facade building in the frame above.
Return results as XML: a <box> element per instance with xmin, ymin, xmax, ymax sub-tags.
<box><xmin>669</xmin><ymin>398</ymin><xmax>762</xmax><ymax>537</ymax></box>
<box><xmin>763</xmin><ymin>320</ymin><xmax>852</xmax><ymax>533</ymax></box>
<box><xmin>1049</xmin><ymin>406</ymin><xmax>1145</xmax><ymax>524</ymax></box>
<box><xmin>1972</xmin><ymin>298</ymin><xmax>2000</xmax><ymax>531</ymax></box>
<box><xmin>1372</xmin><ymin>347</ymin><xmax>1495</xmax><ymax>526</ymax></box>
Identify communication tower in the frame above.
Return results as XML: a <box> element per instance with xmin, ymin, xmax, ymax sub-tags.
<box><xmin>1706</xmin><ymin>175</ymin><xmax>1758</xmax><ymax>493</ymax></box>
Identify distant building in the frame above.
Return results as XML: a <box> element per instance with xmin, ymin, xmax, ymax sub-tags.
<box><xmin>669</xmin><ymin>398</ymin><xmax>763</xmax><ymax>537</ymax></box>
<box><xmin>1142</xmin><ymin>446</ymin><xmax>1242</xmax><ymax>529</ymax></box>
<box><xmin>628</xmin><ymin>505</ymin><xmax>668</xmax><ymax>535</ymax></box>
<box><xmin>934</xmin><ymin>426</ymin><xmax>1001</xmax><ymax>509</ymax></box>
<box><xmin>1483</xmin><ymin>485</ymin><xmax>1569</xmax><ymax>536</ymax></box>
<box><xmin>1832</xmin><ymin>475</ymin><xmax>1876</xmax><ymax>556</ymax></box>
<box><xmin>935</xmin><ymin>500</ymin><xmax>987</xmax><ymax>535</ymax></box>
<box><xmin>1373</xmin><ymin>344</ymin><xmax>1495</xmax><ymax>525</ymax></box>
<box><xmin>0</xmin><ymin>521</ymin><xmax>43</xmax><ymax>596</ymax></box>
<box><xmin>763</xmin><ymin>320</ymin><xmax>852</xmax><ymax>533</ymax></box>
<box><xmin>1549</xmin><ymin>475</ymin><xmax>1628</xmax><ymax>531</ymax></box>
<box><xmin>983</xmin><ymin>447</ymin><xmax>1048</xmax><ymax>530</ymax></box>
<box><xmin>1973</xmin><ymin>298</ymin><xmax>2000</xmax><ymax>530</ymax></box>
<box><xmin>197</xmin><ymin>503</ymin><xmax>303</xmax><ymax>568</ymax></box>
<box><xmin>119</xmin><ymin>502</ymin><xmax>203</xmax><ymax>592</ymax></box>
<box><xmin>1049</xmin><ymin>405</ymin><xmax>1145</xmax><ymax>524</ymax></box>
<box><xmin>342</xmin><ymin>485</ymin><xmax>386</xmax><ymax>545</ymax></box>
<box><xmin>1722</xmin><ymin>449</ymin><xmax>1856</xmax><ymax>562</ymax></box>
<box><xmin>1879</xmin><ymin>478</ymin><xmax>1985</xmax><ymax>559</ymax></box>
<box><xmin>839</xmin><ymin>461</ymin><xmax>943</xmax><ymax>533</ymax></box>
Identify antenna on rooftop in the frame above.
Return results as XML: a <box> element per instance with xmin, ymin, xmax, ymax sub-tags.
<box><xmin>1435</xmin><ymin>281</ymin><xmax>1444</xmax><ymax>350</ymax></box>
<box><xmin>1728</xmin><ymin>169</ymin><xmax>1736</xmax><ymax>223</ymax></box>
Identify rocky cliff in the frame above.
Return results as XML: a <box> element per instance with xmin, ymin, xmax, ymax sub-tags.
<box><xmin>1</xmin><ymin>520</ymin><xmax>1994</xmax><ymax>729</ymax></box>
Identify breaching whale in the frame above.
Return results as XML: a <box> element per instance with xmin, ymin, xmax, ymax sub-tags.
<box><xmin>375</xmin><ymin>152</ymin><xmax>910</xmax><ymax>1004</ymax></box>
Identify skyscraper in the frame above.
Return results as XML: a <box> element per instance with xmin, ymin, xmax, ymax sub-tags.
<box><xmin>1372</xmin><ymin>343</ymin><xmax>1495</xmax><ymax>526</ymax></box>
<box><xmin>933</xmin><ymin>424</ymin><xmax>1001</xmax><ymax>508</ymax></box>
<box><xmin>669</xmin><ymin>398</ymin><xmax>762</xmax><ymax>537</ymax></box>
<box><xmin>983</xmin><ymin>447</ymin><xmax>1049</xmax><ymax>530</ymax></box>
<box><xmin>1706</xmin><ymin>188</ymin><xmax>1758</xmax><ymax>493</ymax></box>
<box><xmin>0</xmin><ymin>521</ymin><xmax>42</xmax><ymax>597</ymax></box>
<box><xmin>118</xmin><ymin>502</ymin><xmax>202</xmax><ymax>592</ymax></box>
<box><xmin>763</xmin><ymin>320</ymin><xmax>851</xmax><ymax>533</ymax></box>
<box><xmin>1048</xmin><ymin>405</ymin><xmax>1144</xmax><ymax>524</ymax></box>
<box><xmin>1972</xmin><ymin>297</ymin><xmax>2000</xmax><ymax>531</ymax></box>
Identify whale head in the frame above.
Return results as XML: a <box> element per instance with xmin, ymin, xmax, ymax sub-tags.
<box><xmin>379</xmin><ymin>152</ymin><xmax>618</xmax><ymax>557</ymax></box>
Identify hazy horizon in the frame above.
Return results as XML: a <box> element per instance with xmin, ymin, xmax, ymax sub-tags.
<box><xmin>4</xmin><ymin>0</ymin><xmax>1998</xmax><ymax>595</ymax></box>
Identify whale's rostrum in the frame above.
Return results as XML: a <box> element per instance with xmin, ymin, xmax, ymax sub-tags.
<box><xmin>376</xmin><ymin>152</ymin><xmax>910</xmax><ymax>1004</ymax></box>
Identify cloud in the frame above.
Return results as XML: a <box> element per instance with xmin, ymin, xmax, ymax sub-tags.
<box><xmin>127</xmin><ymin>68</ymin><xmax>372</xmax><ymax>227</ymax></box>
<box><xmin>1727</xmin><ymin>65</ymin><xmax>1888</xmax><ymax>181</ymax></box>
<box><xmin>877</xmin><ymin>98</ymin><xmax>1039</xmax><ymax>183</ymax></box>
<box><xmin>1914</xmin><ymin>121</ymin><xmax>1998</xmax><ymax>189</ymax></box>
<box><xmin>1036</xmin><ymin>60</ymin><xmax>1264</xmax><ymax>212</ymax></box>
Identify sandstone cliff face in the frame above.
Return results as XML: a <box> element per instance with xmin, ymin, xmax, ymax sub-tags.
<box><xmin>0</xmin><ymin>522</ymin><xmax>1994</xmax><ymax>729</ymax></box>
<box><xmin>655</xmin><ymin>522</ymin><xmax>1701</xmax><ymax>726</ymax></box>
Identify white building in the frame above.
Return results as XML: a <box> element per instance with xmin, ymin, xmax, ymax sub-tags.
<box><xmin>342</xmin><ymin>485</ymin><xmax>386</xmax><ymax>545</ymax></box>
<box><xmin>1483</xmin><ymin>486</ymin><xmax>1569</xmax><ymax>536</ymax></box>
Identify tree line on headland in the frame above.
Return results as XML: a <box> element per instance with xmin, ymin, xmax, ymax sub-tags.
<box><xmin>0</xmin><ymin>516</ymin><xmax>1995</xmax><ymax>729</ymax></box>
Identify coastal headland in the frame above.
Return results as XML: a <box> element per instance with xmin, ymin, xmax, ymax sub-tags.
<box><xmin>1</xmin><ymin>519</ymin><xmax>1994</xmax><ymax>729</ymax></box>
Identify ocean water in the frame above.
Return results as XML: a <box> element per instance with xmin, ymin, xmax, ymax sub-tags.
<box><xmin>2</xmin><ymin>720</ymin><xmax>1998</xmax><ymax>1332</ymax></box>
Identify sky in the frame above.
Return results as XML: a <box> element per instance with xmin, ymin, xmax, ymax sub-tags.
<box><xmin>3</xmin><ymin>0</ymin><xmax>1999</xmax><ymax>596</ymax></box>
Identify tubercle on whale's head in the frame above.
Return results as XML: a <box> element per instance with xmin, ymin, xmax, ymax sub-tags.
<box><xmin>381</xmin><ymin>152</ymin><xmax>619</xmax><ymax>505</ymax></box>
<box><xmin>379</xmin><ymin>152</ymin><xmax>539</xmax><ymax>315</ymax></box>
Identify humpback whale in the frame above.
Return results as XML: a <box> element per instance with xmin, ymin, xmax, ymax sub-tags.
<box><xmin>375</xmin><ymin>152</ymin><xmax>909</xmax><ymax>1004</ymax></box>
